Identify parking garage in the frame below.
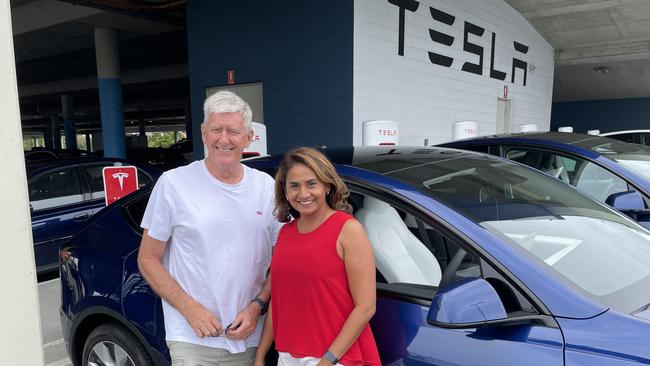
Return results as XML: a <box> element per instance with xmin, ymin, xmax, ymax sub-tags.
<box><xmin>5</xmin><ymin>1</ymin><xmax>650</xmax><ymax>365</ymax></box>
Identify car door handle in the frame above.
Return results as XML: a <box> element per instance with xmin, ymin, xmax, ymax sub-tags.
<box><xmin>73</xmin><ymin>213</ymin><xmax>90</xmax><ymax>222</ymax></box>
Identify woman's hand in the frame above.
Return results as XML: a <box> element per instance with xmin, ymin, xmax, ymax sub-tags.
<box><xmin>253</xmin><ymin>356</ymin><xmax>266</xmax><ymax>366</ymax></box>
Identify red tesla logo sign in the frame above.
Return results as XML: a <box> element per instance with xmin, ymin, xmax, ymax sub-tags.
<box><xmin>102</xmin><ymin>166</ymin><xmax>139</xmax><ymax>206</ymax></box>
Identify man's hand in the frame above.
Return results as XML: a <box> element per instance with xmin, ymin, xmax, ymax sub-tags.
<box><xmin>181</xmin><ymin>300</ymin><xmax>223</xmax><ymax>338</ymax></box>
<box><xmin>225</xmin><ymin>302</ymin><xmax>262</xmax><ymax>340</ymax></box>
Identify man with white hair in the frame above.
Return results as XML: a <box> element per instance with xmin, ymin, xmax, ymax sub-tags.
<box><xmin>138</xmin><ymin>91</ymin><xmax>281</xmax><ymax>365</ymax></box>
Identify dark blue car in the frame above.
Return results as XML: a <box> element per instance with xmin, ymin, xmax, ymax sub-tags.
<box><xmin>28</xmin><ymin>158</ymin><xmax>160</xmax><ymax>274</ymax></box>
<box><xmin>60</xmin><ymin>146</ymin><xmax>650</xmax><ymax>366</ymax></box>
<box><xmin>440</xmin><ymin>132</ymin><xmax>650</xmax><ymax>228</ymax></box>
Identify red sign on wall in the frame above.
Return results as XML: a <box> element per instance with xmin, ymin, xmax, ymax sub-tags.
<box><xmin>227</xmin><ymin>70</ymin><xmax>235</xmax><ymax>85</ymax></box>
<box><xmin>102</xmin><ymin>166</ymin><xmax>139</xmax><ymax>206</ymax></box>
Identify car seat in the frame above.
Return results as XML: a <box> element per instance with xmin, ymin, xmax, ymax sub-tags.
<box><xmin>355</xmin><ymin>196</ymin><xmax>442</xmax><ymax>286</ymax></box>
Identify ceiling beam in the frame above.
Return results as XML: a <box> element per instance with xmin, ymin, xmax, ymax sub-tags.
<box><xmin>11</xmin><ymin>0</ymin><xmax>103</xmax><ymax>35</ymax></box>
<box><xmin>19</xmin><ymin>62</ymin><xmax>188</xmax><ymax>97</ymax></box>
<box><xmin>555</xmin><ymin>38</ymin><xmax>650</xmax><ymax>66</ymax></box>
<box><xmin>514</xmin><ymin>0</ymin><xmax>618</xmax><ymax>19</ymax></box>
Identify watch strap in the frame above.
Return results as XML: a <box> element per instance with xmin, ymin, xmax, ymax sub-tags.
<box><xmin>323</xmin><ymin>350</ymin><xmax>339</xmax><ymax>365</ymax></box>
<box><xmin>251</xmin><ymin>297</ymin><xmax>267</xmax><ymax>314</ymax></box>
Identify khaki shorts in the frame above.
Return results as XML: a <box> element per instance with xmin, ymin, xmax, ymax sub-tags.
<box><xmin>167</xmin><ymin>341</ymin><xmax>256</xmax><ymax>366</ymax></box>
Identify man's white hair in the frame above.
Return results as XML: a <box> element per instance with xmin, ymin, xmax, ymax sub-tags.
<box><xmin>202</xmin><ymin>90</ymin><xmax>253</xmax><ymax>131</ymax></box>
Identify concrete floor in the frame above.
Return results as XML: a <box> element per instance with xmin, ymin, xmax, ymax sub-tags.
<box><xmin>39</xmin><ymin>278</ymin><xmax>72</xmax><ymax>366</ymax></box>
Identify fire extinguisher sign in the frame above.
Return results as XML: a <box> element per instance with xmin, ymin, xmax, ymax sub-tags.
<box><xmin>102</xmin><ymin>166</ymin><xmax>139</xmax><ymax>206</ymax></box>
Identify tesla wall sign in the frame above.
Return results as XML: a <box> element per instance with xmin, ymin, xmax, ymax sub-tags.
<box><xmin>388</xmin><ymin>0</ymin><xmax>530</xmax><ymax>86</ymax></box>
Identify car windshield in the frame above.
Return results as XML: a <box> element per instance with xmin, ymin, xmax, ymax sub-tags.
<box><xmin>572</xmin><ymin>136</ymin><xmax>650</xmax><ymax>181</ymax></box>
<box><xmin>356</xmin><ymin>150</ymin><xmax>650</xmax><ymax>313</ymax></box>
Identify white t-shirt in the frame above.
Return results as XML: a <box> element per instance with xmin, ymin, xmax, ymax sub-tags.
<box><xmin>141</xmin><ymin>160</ymin><xmax>282</xmax><ymax>352</ymax></box>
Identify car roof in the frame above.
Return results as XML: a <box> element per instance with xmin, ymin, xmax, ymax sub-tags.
<box><xmin>25</xmin><ymin>157</ymin><xmax>160</xmax><ymax>178</ymax></box>
<box><xmin>443</xmin><ymin>131</ymin><xmax>604</xmax><ymax>144</ymax></box>
<box><xmin>256</xmin><ymin>145</ymin><xmax>482</xmax><ymax>169</ymax></box>
<box><xmin>600</xmin><ymin>129</ymin><xmax>650</xmax><ymax>136</ymax></box>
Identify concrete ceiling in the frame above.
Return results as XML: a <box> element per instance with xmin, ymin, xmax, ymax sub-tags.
<box><xmin>11</xmin><ymin>0</ymin><xmax>188</xmax><ymax>132</ymax></box>
<box><xmin>506</xmin><ymin>0</ymin><xmax>650</xmax><ymax>102</ymax></box>
<box><xmin>12</xmin><ymin>0</ymin><xmax>650</xmax><ymax>133</ymax></box>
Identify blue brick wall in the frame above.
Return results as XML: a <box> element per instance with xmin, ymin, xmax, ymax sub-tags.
<box><xmin>551</xmin><ymin>98</ymin><xmax>650</xmax><ymax>133</ymax></box>
<box><xmin>187</xmin><ymin>0</ymin><xmax>354</xmax><ymax>156</ymax></box>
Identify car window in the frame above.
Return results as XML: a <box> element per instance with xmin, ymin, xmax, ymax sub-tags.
<box><xmin>351</xmin><ymin>191</ymin><xmax>539</xmax><ymax>316</ymax></box>
<box><xmin>505</xmin><ymin>148</ymin><xmax>572</xmax><ymax>184</ymax></box>
<box><xmin>504</xmin><ymin>147</ymin><xmax>628</xmax><ymax>204</ymax></box>
<box><xmin>29</xmin><ymin>167</ymin><xmax>84</xmax><ymax>211</ymax></box>
<box><xmin>82</xmin><ymin>163</ymin><xmax>155</xmax><ymax>200</ymax></box>
<box><xmin>641</xmin><ymin>133</ymin><xmax>650</xmax><ymax>146</ymax></box>
<box><xmin>610</xmin><ymin>133</ymin><xmax>636</xmax><ymax>144</ymax></box>
<box><xmin>460</xmin><ymin>145</ymin><xmax>489</xmax><ymax>154</ymax></box>
<box><xmin>123</xmin><ymin>193</ymin><xmax>150</xmax><ymax>233</ymax></box>
<box><xmin>352</xmin><ymin>192</ymin><xmax>479</xmax><ymax>288</ymax></box>
<box><xmin>574</xmin><ymin>162</ymin><xmax>629</xmax><ymax>203</ymax></box>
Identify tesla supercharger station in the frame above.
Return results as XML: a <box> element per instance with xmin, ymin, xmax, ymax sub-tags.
<box><xmin>362</xmin><ymin>120</ymin><xmax>399</xmax><ymax>146</ymax></box>
<box><xmin>452</xmin><ymin>121</ymin><xmax>478</xmax><ymax>140</ymax></box>
<box><xmin>246</xmin><ymin>122</ymin><xmax>268</xmax><ymax>156</ymax></box>
<box><xmin>203</xmin><ymin>121</ymin><xmax>268</xmax><ymax>158</ymax></box>
<box><xmin>558</xmin><ymin>126</ymin><xmax>574</xmax><ymax>133</ymax></box>
<box><xmin>520</xmin><ymin>123</ymin><xmax>538</xmax><ymax>132</ymax></box>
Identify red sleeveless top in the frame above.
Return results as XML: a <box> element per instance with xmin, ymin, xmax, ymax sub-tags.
<box><xmin>270</xmin><ymin>211</ymin><xmax>381</xmax><ymax>366</ymax></box>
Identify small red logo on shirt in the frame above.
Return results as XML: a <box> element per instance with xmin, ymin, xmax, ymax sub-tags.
<box><xmin>256</xmin><ymin>210</ymin><xmax>263</xmax><ymax>215</ymax></box>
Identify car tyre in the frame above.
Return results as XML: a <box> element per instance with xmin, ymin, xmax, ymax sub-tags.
<box><xmin>82</xmin><ymin>323</ymin><xmax>152</xmax><ymax>366</ymax></box>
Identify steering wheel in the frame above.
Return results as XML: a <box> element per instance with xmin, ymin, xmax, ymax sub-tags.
<box><xmin>439</xmin><ymin>248</ymin><xmax>467</xmax><ymax>288</ymax></box>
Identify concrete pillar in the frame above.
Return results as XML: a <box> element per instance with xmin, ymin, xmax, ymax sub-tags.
<box><xmin>44</xmin><ymin>122</ymin><xmax>53</xmax><ymax>150</ymax></box>
<box><xmin>138</xmin><ymin>116</ymin><xmax>146</xmax><ymax>136</ymax></box>
<box><xmin>61</xmin><ymin>94</ymin><xmax>77</xmax><ymax>150</ymax></box>
<box><xmin>50</xmin><ymin>115</ymin><xmax>62</xmax><ymax>150</ymax></box>
<box><xmin>95</xmin><ymin>28</ymin><xmax>126</xmax><ymax>159</ymax></box>
<box><xmin>0</xmin><ymin>1</ymin><xmax>44</xmax><ymax>364</ymax></box>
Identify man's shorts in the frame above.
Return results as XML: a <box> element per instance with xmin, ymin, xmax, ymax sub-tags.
<box><xmin>167</xmin><ymin>341</ymin><xmax>256</xmax><ymax>366</ymax></box>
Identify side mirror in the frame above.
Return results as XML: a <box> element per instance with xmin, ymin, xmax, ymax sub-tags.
<box><xmin>427</xmin><ymin>278</ymin><xmax>507</xmax><ymax>329</ymax></box>
<box><xmin>606</xmin><ymin>190</ymin><xmax>645</xmax><ymax>211</ymax></box>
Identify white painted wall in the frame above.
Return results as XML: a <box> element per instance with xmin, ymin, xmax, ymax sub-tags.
<box><xmin>0</xmin><ymin>0</ymin><xmax>44</xmax><ymax>364</ymax></box>
<box><xmin>354</xmin><ymin>0</ymin><xmax>554</xmax><ymax>146</ymax></box>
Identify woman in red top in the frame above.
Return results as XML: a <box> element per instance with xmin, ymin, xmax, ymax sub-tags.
<box><xmin>254</xmin><ymin>147</ymin><xmax>380</xmax><ymax>366</ymax></box>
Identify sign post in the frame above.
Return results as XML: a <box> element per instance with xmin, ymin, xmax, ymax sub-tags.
<box><xmin>102</xmin><ymin>166</ymin><xmax>139</xmax><ymax>206</ymax></box>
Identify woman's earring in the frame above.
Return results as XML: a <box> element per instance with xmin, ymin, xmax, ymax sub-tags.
<box><xmin>326</xmin><ymin>191</ymin><xmax>330</xmax><ymax>195</ymax></box>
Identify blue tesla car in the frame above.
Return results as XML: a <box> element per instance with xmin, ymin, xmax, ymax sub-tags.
<box><xmin>60</xmin><ymin>146</ymin><xmax>650</xmax><ymax>366</ymax></box>
<box><xmin>28</xmin><ymin>157</ymin><xmax>160</xmax><ymax>274</ymax></box>
<box><xmin>440</xmin><ymin>132</ymin><xmax>650</xmax><ymax>228</ymax></box>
